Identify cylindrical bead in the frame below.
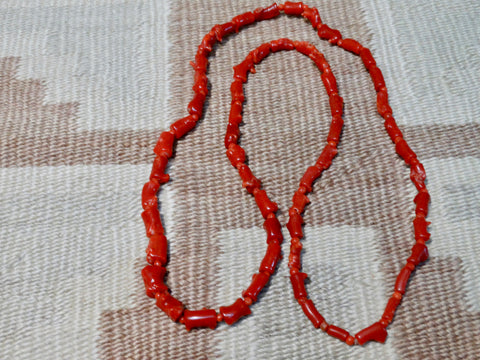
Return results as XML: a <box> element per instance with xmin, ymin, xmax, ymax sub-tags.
<box><xmin>413</xmin><ymin>215</ymin><xmax>431</xmax><ymax>241</ymax></box>
<box><xmin>382</xmin><ymin>292</ymin><xmax>402</xmax><ymax>323</ymax></box>
<box><xmin>233</xmin><ymin>62</ymin><xmax>251</xmax><ymax>82</ymax></box>
<box><xmin>211</xmin><ymin>22</ymin><xmax>235</xmax><ymax>42</ymax></box>
<box><xmin>300</xmin><ymin>166</ymin><xmax>322</xmax><ymax>192</ymax></box>
<box><xmin>321</xmin><ymin>70</ymin><xmax>337</xmax><ymax>95</ymax></box>
<box><xmin>154</xmin><ymin>131</ymin><xmax>175</xmax><ymax>158</ymax></box>
<box><xmin>292</xmin><ymin>190</ymin><xmax>310</xmax><ymax>214</ymax></box>
<box><xmin>251</xmin><ymin>43</ymin><xmax>271</xmax><ymax>63</ymax></box>
<box><xmin>219</xmin><ymin>298</ymin><xmax>252</xmax><ymax>325</ymax></box>
<box><xmin>200</xmin><ymin>32</ymin><xmax>216</xmax><ymax>52</ymax></box>
<box><xmin>263</xmin><ymin>217</ymin><xmax>283</xmax><ymax>244</ymax></box>
<box><xmin>414</xmin><ymin>190</ymin><xmax>430</xmax><ymax>216</ymax></box>
<box><xmin>254</xmin><ymin>189</ymin><xmax>278</xmax><ymax>218</ymax></box>
<box><xmin>170</xmin><ymin>115</ymin><xmax>197</xmax><ymax>139</ymax></box>
<box><xmin>395</xmin><ymin>139</ymin><xmax>417</xmax><ymax>164</ymax></box>
<box><xmin>187</xmin><ymin>93</ymin><xmax>205</xmax><ymax>118</ymax></box>
<box><xmin>226</xmin><ymin>143</ymin><xmax>246</xmax><ymax>167</ymax></box>
<box><xmin>141</xmin><ymin>265</ymin><xmax>167</xmax><ymax>298</ymax></box>
<box><xmin>254</xmin><ymin>3</ymin><xmax>280</xmax><ymax>21</ymax></box>
<box><xmin>377</xmin><ymin>89</ymin><xmax>392</xmax><ymax>117</ymax></box>
<box><xmin>231</xmin><ymin>12</ymin><xmax>255</xmax><ymax>32</ymax></box>
<box><xmin>192</xmin><ymin>53</ymin><xmax>208</xmax><ymax>72</ymax></box>
<box><xmin>230</xmin><ymin>79</ymin><xmax>245</xmax><ymax>103</ymax></box>
<box><xmin>316</xmin><ymin>144</ymin><xmax>338</xmax><ymax>169</ymax></box>
<box><xmin>328</xmin><ymin>116</ymin><xmax>344</xmax><ymax>144</ymax></box>
<box><xmin>294</xmin><ymin>41</ymin><xmax>314</xmax><ymax>56</ymax></box>
<box><xmin>237</xmin><ymin>164</ymin><xmax>261</xmax><ymax>193</ymax></box>
<box><xmin>301</xmin><ymin>7</ymin><xmax>322</xmax><ymax>28</ymax></box>
<box><xmin>300</xmin><ymin>299</ymin><xmax>325</xmax><ymax>328</ymax></box>
<box><xmin>259</xmin><ymin>241</ymin><xmax>282</xmax><ymax>274</ymax></box>
<box><xmin>289</xmin><ymin>237</ymin><xmax>302</xmax><ymax>269</ymax></box>
<box><xmin>146</xmin><ymin>234</ymin><xmax>168</xmax><ymax>266</ymax></box>
<box><xmin>287</xmin><ymin>211</ymin><xmax>304</xmax><ymax>238</ymax></box>
<box><xmin>355</xmin><ymin>322</ymin><xmax>388</xmax><ymax>345</ymax></box>
<box><xmin>360</xmin><ymin>47</ymin><xmax>376</xmax><ymax>70</ymax></box>
<box><xmin>338</xmin><ymin>38</ymin><xmax>363</xmax><ymax>54</ymax></box>
<box><xmin>329</xmin><ymin>93</ymin><xmax>343</xmax><ymax>117</ymax></box>
<box><xmin>284</xmin><ymin>2</ymin><xmax>304</xmax><ymax>15</ymax></box>
<box><xmin>229</xmin><ymin>100</ymin><xmax>243</xmax><ymax>125</ymax></box>
<box><xmin>150</xmin><ymin>155</ymin><xmax>170</xmax><ymax>183</ymax></box>
<box><xmin>309</xmin><ymin>51</ymin><xmax>329</xmax><ymax>72</ymax></box>
<box><xmin>183</xmin><ymin>309</ymin><xmax>218</xmax><ymax>331</ymax></box>
<box><xmin>408</xmin><ymin>242</ymin><xmax>429</xmax><ymax>265</ymax></box>
<box><xmin>384</xmin><ymin>114</ymin><xmax>403</xmax><ymax>142</ymax></box>
<box><xmin>156</xmin><ymin>293</ymin><xmax>184</xmax><ymax>322</ymax></box>
<box><xmin>290</xmin><ymin>272</ymin><xmax>308</xmax><ymax>299</ymax></box>
<box><xmin>317</xmin><ymin>24</ymin><xmax>342</xmax><ymax>44</ymax></box>
<box><xmin>327</xmin><ymin>325</ymin><xmax>350</xmax><ymax>342</ymax></box>
<box><xmin>243</xmin><ymin>272</ymin><xmax>270</xmax><ymax>302</ymax></box>
<box><xmin>270</xmin><ymin>38</ymin><xmax>295</xmax><ymax>52</ymax></box>
<box><xmin>395</xmin><ymin>266</ymin><xmax>412</xmax><ymax>294</ymax></box>
<box><xmin>410</xmin><ymin>161</ymin><xmax>426</xmax><ymax>185</ymax></box>
<box><xmin>225</xmin><ymin>131</ymin><xmax>239</xmax><ymax>149</ymax></box>
<box><xmin>369</xmin><ymin>66</ymin><xmax>386</xmax><ymax>91</ymax></box>
<box><xmin>142</xmin><ymin>179</ymin><xmax>160</xmax><ymax>210</ymax></box>
<box><xmin>141</xmin><ymin>207</ymin><xmax>164</xmax><ymax>237</ymax></box>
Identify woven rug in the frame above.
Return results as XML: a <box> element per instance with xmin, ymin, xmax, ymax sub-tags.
<box><xmin>1</xmin><ymin>1</ymin><xmax>479</xmax><ymax>359</ymax></box>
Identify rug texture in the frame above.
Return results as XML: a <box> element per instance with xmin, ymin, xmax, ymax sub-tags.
<box><xmin>1</xmin><ymin>1</ymin><xmax>479</xmax><ymax>359</ymax></box>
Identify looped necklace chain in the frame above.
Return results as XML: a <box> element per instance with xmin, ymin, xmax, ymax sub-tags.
<box><xmin>140</xmin><ymin>2</ymin><xmax>430</xmax><ymax>346</ymax></box>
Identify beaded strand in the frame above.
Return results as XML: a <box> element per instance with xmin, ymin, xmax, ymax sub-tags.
<box><xmin>141</xmin><ymin>2</ymin><xmax>430</xmax><ymax>345</ymax></box>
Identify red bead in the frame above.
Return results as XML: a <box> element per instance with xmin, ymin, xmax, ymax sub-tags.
<box><xmin>226</xmin><ymin>143</ymin><xmax>246</xmax><ymax>167</ymax></box>
<box><xmin>294</xmin><ymin>41</ymin><xmax>315</xmax><ymax>56</ymax></box>
<box><xmin>142</xmin><ymin>179</ymin><xmax>160</xmax><ymax>210</ymax></box>
<box><xmin>199</xmin><ymin>32</ymin><xmax>216</xmax><ymax>53</ymax></box>
<box><xmin>300</xmin><ymin>299</ymin><xmax>325</xmax><ymax>328</ymax></box>
<box><xmin>382</xmin><ymin>292</ymin><xmax>402</xmax><ymax>323</ymax></box>
<box><xmin>231</xmin><ymin>12</ymin><xmax>255</xmax><ymax>32</ymax></box>
<box><xmin>309</xmin><ymin>51</ymin><xmax>330</xmax><ymax>72</ymax></box>
<box><xmin>317</xmin><ymin>24</ymin><xmax>342</xmax><ymax>44</ymax></box>
<box><xmin>141</xmin><ymin>207</ymin><xmax>164</xmax><ymax>237</ymax></box>
<box><xmin>156</xmin><ymin>293</ymin><xmax>184</xmax><ymax>322</ymax></box>
<box><xmin>291</xmin><ymin>190</ymin><xmax>310</xmax><ymax>214</ymax></box>
<box><xmin>395</xmin><ymin>139</ymin><xmax>417</xmax><ymax>164</ymax></box>
<box><xmin>263</xmin><ymin>216</ymin><xmax>283</xmax><ymax>244</ymax></box>
<box><xmin>288</xmin><ymin>237</ymin><xmax>302</xmax><ymax>269</ymax></box>
<box><xmin>254</xmin><ymin>3</ymin><xmax>280</xmax><ymax>21</ymax></box>
<box><xmin>154</xmin><ymin>131</ymin><xmax>175</xmax><ymax>158</ymax></box>
<box><xmin>329</xmin><ymin>93</ymin><xmax>343</xmax><ymax>117</ymax></box>
<box><xmin>229</xmin><ymin>100</ymin><xmax>243</xmax><ymax>126</ymax></box>
<box><xmin>360</xmin><ymin>47</ymin><xmax>376</xmax><ymax>70</ymax></box>
<box><xmin>259</xmin><ymin>240</ymin><xmax>282</xmax><ymax>274</ymax></box>
<box><xmin>395</xmin><ymin>266</ymin><xmax>412</xmax><ymax>294</ymax></box>
<box><xmin>230</xmin><ymin>79</ymin><xmax>245</xmax><ymax>103</ymax></box>
<box><xmin>141</xmin><ymin>265</ymin><xmax>167</xmax><ymax>298</ymax></box>
<box><xmin>233</xmin><ymin>61</ymin><xmax>252</xmax><ymax>83</ymax></box>
<box><xmin>237</xmin><ymin>164</ymin><xmax>261</xmax><ymax>193</ymax></box>
<box><xmin>300</xmin><ymin>166</ymin><xmax>322</xmax><ymax>192</ymax></box>
<box><xmin>183</xmin><ymin>309</ymin><xmax>218</xmax><ymax>331</ymax></box>
<box><xmin>316</xmin><ymin>144</ymin><xmax>338</xmax><ymax>169</ymax></box>
<box><xmin>290</xmin><ymin>272</ymin><xmax>308</xmax><ymax>299</ymax></box>
<box><xmin>321</xmin><ymin>70</ymin><xmax>338</xmax><ymax>96</ymax></box>
<box><xmin>225</xmin><ymin>125</ymin><xmax>240</xmax><ymax>149</ymax></box>
<box><xmin>270</xmin><ymin>38</ymin><xmax>295</xmax><ymax>52</ymax></box>
<box><xmin>355</xmin><ymin>322</ymin><xmax>388</xmax><ymax>345</ymax></box>
<box><xmin>327</xmin><ymin>116</ymin><xmax>343</xmax><ymax>144</ymax></box>
<box><xmin>187</xmin><ymin>93</ymin><xmax>205</xmax><ymax>118</ymax></box>
<box><xmin>408</xmin><ymin>242</ymin><xmax>429</xmax><ymax>265</ymax></box>
<box><xmin>287</xmin><ymin>211</ymin><xmax>304</xmax><ymax>238</ymax></box>
<box><xmin>384</xmin><ymin>114</ymin><xmax>403</xmax><ymax>142</ymax></box>
<box><xmin>211</xmin><ymin>22</ymin><xmax>235</xmax><ymax>42</ymax></box>
<box><xmin>219</xmin><ymin>298</ymin><xmax>252</xmax><ymax>325</ymax></box>
<box><xmin>150</xmin><ymin>155</ymin><xmax>169</xmax><ymax>183</ymax></box>
<box><xmin>327</xmin><ymin>325</ymin><xmax>350</xmax><ymax>342</ymax></box>
<box><xmin>414</xmin><ymin>190</ymin><xmax>430</xmax><ymax>216</ymax></box>
<box><xmin>413</xmin><ymin>215</ymin><xmax>431</xmax><ymax>242</ymax></box>
<box><xmin>284</xmin><ymin>2</ymin><xmax>304</xmax><ymax>15</ymax></box>
<box><xmin>250</xmin><ymin>42</ymin><xmax>271</xmax><ymax>64</ymax></box>
<box><xmin>191</xmin><ymin>53</ymin><xmax>208</xmax><ymax>72</ymax></box>
<box><xmin>243</xmin><ymin>272</ymin><xmax>270</xmax><ymax>302</ymax></box>
<box><xmin>338</xmin><ymin>38</ymin><xmax>363</xmax><ymax>55</ymax></box>
<box><xmin>301</xmin><ymin>7</ymin><xmax>322</xmax><ymax>28</ymax></box>
<box><xmin>377</xmin><ymin>88</ymin><xmax>392</xmax><ymax>117</ymax></box>
<box><xmin>170</xmin><ymin>115</ymin><xmax>198</xmax><ymax>139</ymax></box>
<box><xmin>254</xmin><ymin>189</ymin><xmax>278</xmax><ymax>218</ymax></box>
<box><xmin>146</xmin><ymin>234</ymin><xmax>168</xmax><ymax>266</ymax></box>
<box><xmin>410</xmin><ymin>161</ymin><xmax>426</xmax><ymax>185</ymax></box>
<box><xmin>369</xmin><ymin>66</ymin><xmax>386</xmax><ymax>92</ymax></box>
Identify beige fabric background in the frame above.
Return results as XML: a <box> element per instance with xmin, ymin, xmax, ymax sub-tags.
<box><xmin>1</xmin><ymin>0</ymin><xmax>479</xmax><ymax>359</ymax></box>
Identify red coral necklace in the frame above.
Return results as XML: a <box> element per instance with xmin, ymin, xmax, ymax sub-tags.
<box><xmin>140</xmin><ymin>2</ymin><xmax>430</xmax><ymax>346</ymax></box>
